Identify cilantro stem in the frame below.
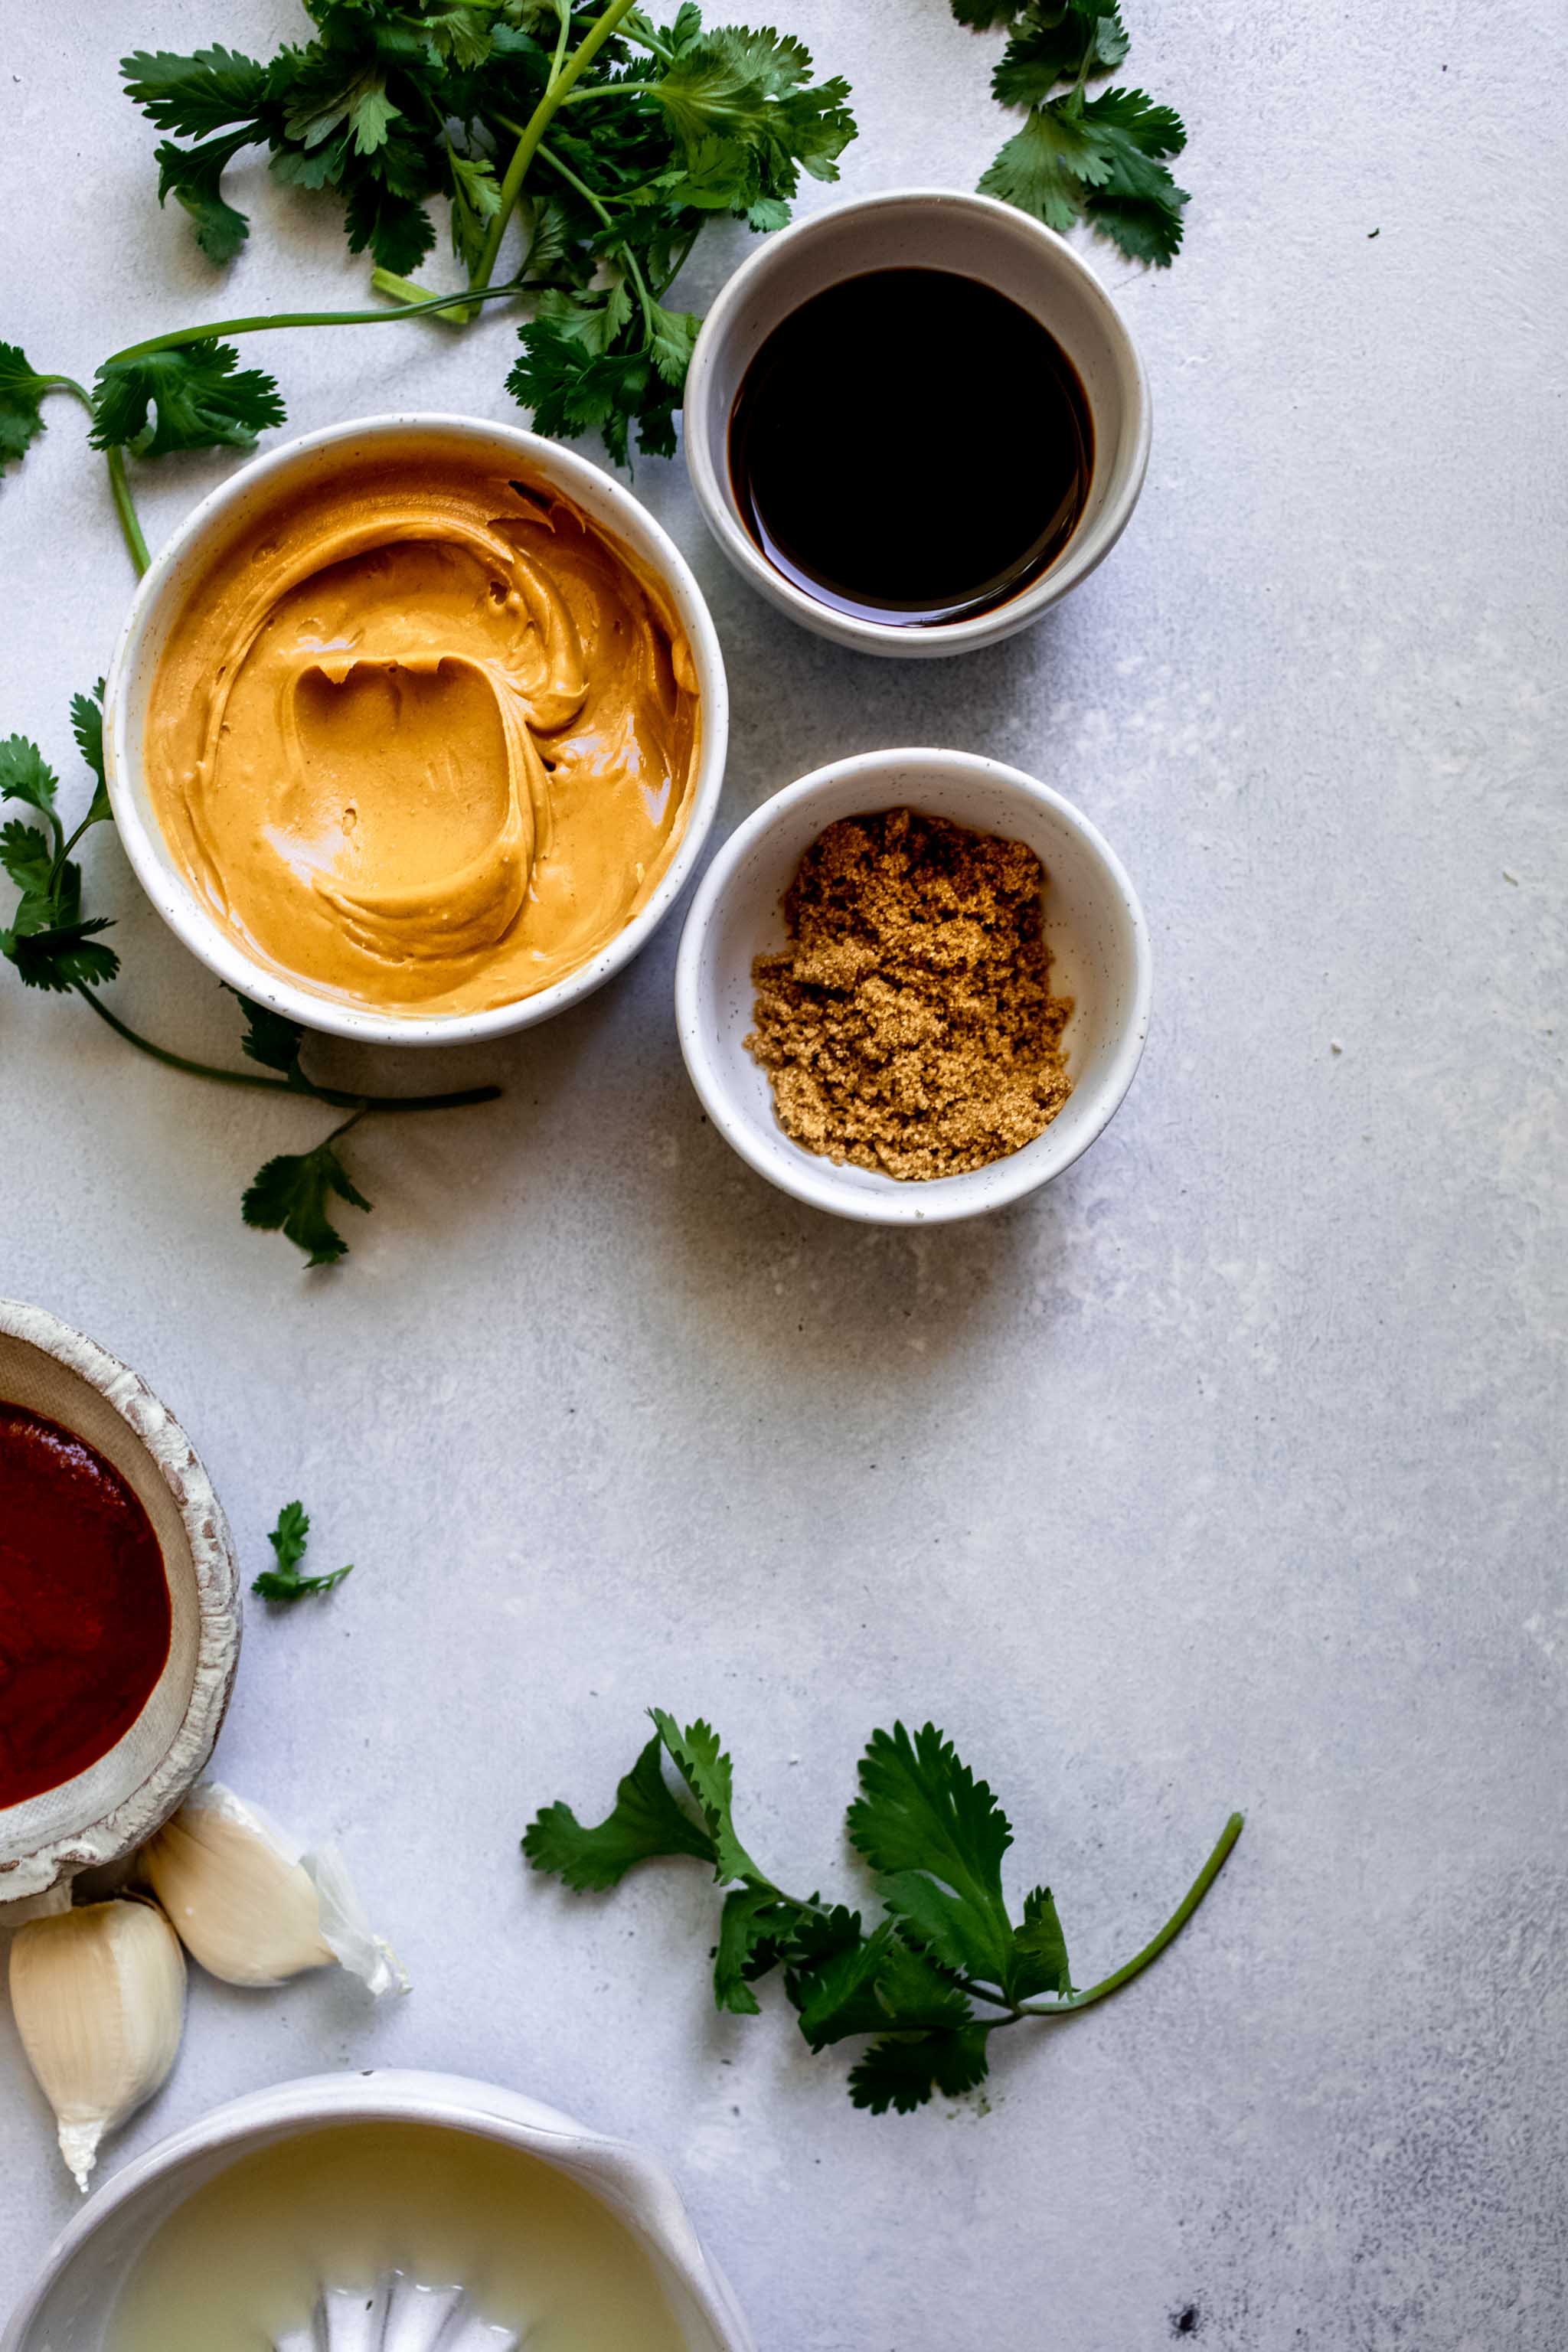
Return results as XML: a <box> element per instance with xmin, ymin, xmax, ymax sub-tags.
<box><xmin>28</xmin><ymin>374</ymin><xmax>150</xmax><ymax>578</ymax></box>
<box><xmin>548</xmin><ymin>0</ymin><xmax>574</xmax><ymax>88</ymax></box>
<box><xmin>71</xmin><ymin>985</ymin><xmax>501</xmax><ymax>1113</ymax></box>
<box><xmin>617</xmin><ymin>18</ymin><xmax>673</xmax><ymax>63</ymax></box>
<box><xmin>1008</xmin><ymin>1811</ymin><xmax>1245</xmax><ymax>2023</ymax></box>
<box><xmin>468</xmin><ymin>0</ymin><xmax>642</xmax><ymax>300</ymax></box>
<box><xmin>558</xmin><ymin>79</ymin><xmax>658</xmax><ymax>101</ymax></box>
<box><xmin>105</xmin><ymin>277</ymin><xmax>536</xmax><ymax>365</ymax></box>
<box><xmin>74</xmin><ymin>984</ymin><xmax>313</xmax><ymax>1092</ymax></box>
<box><xmin>105</xmin><ymin>447</ymin><xmax>151</xmax><ymax>577</ymax></box>
<box><xmin>533</xmin><ymin>138</ymin><xmax>616</xmax><ymax>228</ymax></box>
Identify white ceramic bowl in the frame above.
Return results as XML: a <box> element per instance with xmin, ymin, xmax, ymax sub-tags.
<box><xmin>103</xmin><ymin>413</ymin><xmax>730</xmax><ymax>1047</ymax></box>
<box><xmin>0</xmin><ymin>2070</ymin><xmax>756</xmax><ymax>2352</ymax></box>
<box><xmin>675</xmin><ymin>750</ymin><xmax>1150</xmax><ymax>1223</ymax></box>
<box><xmin>683</xmin><ymin>189</ymin><xmax>1151</xmax><ymax>657</ymax></box>
<box><xmin>0</xmin><ymin>1302</ymin><xmax>239</xmax><ymax>1903</ymax></box>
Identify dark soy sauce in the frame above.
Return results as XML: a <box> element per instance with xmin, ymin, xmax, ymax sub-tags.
<box><xmin>728</xmin><ymin>267</ymin><xmax>1093</xmax><ymax>628</ymax></box>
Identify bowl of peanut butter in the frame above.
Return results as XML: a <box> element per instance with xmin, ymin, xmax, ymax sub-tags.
<box><xmin>102</xmin><ymin>414</ymin><xmax>727</xmax><ymax>1044</ymax></box>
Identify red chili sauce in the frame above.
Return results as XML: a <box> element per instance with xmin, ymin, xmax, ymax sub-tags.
<box><xmin>0</xmin><ymin>1403</ymin><xmax>171</xmax><ymax>1809</ymax></box>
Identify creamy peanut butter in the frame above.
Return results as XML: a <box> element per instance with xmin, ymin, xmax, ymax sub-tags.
<box><xmin>145</xmin><ymin>439</ymin><xmax>701</xmax><ymax>1015</ymax></box>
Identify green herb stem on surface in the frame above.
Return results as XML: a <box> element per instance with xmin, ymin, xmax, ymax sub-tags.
<box><xmin>524</xmin><ymin>1711</ymin><xmax>1243</xmax><ymax>2114</ymax></box>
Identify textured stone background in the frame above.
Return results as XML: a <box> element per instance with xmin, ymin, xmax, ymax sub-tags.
<box><xmin>2</xmin><ymin>4</ymin><xmax>1564</xmax><ymax>2346</ymax></box>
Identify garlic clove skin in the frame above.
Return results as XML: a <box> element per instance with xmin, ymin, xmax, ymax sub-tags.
<box><xmin>9</xmin><ymin>1897</ymin><xmax>185</xmax><ymax>2192</ymax></box>
<box><xmin>141</xmin><ymin>1782</ymin><xmax>407</xmax><ymax>1996</ymax></box>
<box><xmin>142</xmin><ymin>1784</ymin><xmax>336</xmax><ymax>1988</ymax></box>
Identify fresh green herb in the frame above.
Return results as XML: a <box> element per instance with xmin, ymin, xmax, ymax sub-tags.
<box><xmin>956</xmin><ymin>0</ymin><xmax>1190</xmax><ymax>266</ymax></box>
<box><xmin>524</xmin><ymin>1711</ymin><xmax>1243</xmax><ymax>2113</ymax></box>
<box><xmin>252</xmin><ymin>1499</ymin><xmax>355</xmax><ymax>1602</ymax></box>
<box><xmin>0</xmin><ymin>691</ymin><xmax>501</xmax><ymax>1270</ymax></box>
<box><xmin>109</xmin><ymin>1</ymin><xmax>856</xmax><ymax>469</ymax></box>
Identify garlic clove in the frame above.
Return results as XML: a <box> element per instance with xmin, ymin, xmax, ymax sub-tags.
<box><xmin>141</xmin><ymin>1782</ymin><xmax>407</xmax><ymax>1996</ymax></box>
<box><xmin>8</xmin><ymin>1896</ymin><xmax>185</xmax><ymax>2192</ymax></box>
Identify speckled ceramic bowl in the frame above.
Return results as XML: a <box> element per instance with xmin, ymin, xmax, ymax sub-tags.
<box><xmin>102</xmin><ymin>413</ymin><xmax>729</xmax><ymax>1048</ymax></box>
<box><xmin>1</xmin><ymin>2072</ymin><xmax>756</xmax><ymax>2352</ymax></box>
<box><xmin>0</xmin><ymin>1302</ymin><xmax>239</xmax><ymax>1904</ymax></box>
<box><xmin>675</xmin><ymin>749</ymin><xmax>1152</xmax><ymax>1223</ymax></box>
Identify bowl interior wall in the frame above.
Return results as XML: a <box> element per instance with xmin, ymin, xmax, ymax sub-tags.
<box><xmin>0</xmin><ymin>1332</ymin><xmax>198</xmax><ymax>1861</ymax></box>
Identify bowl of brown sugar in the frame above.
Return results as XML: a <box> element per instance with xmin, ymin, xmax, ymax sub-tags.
<box><xmin>675</xmin><ymin>750</ymin><xmax>1151</xmax><ymax>1223</ymax></box>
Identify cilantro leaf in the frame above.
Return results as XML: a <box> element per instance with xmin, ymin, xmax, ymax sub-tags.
<box><xmin>524</xmin><ymin>1732</ymin><xmax>718</xmax><ymax>1891</ymax></box>
<box><xmin>91</xmin><ymin>341</ymin><xmax>286</xmax><ymax>458</ymax></box>
<box><xmin>949</xmin><ymin>0</ymin><xmax>1021</xmax><ymax>28</ymax></box>
<box><xmin>224</xmin><ymin>985</ymin><xmax>311</xmax><ymax>1085</ymax></box>
<box><xmin>251</xmin><ymin>1496</ymin><xmax>355</xmax><ymax>1602</ymax></box>
<box><xmin>0</xmin><ymin>734</ymin><xmax>60</xmax><ymax>822</ymax></box>
<box><xmin>1011</xmin><ymin>1883</ymin><xmax>1074</xmax><ymax>2000</ymax></box>
<box><xmin>978</xmin><ymin>105</ymin><xmax>1109</xmax><ymax>233</ymax></box>
<box><xmin>155</xmin><ymin>131</ymin><xmax>256</xmax><ymax>265</ymax></box>
<box><xmin>0</xmin><ymin>819</ymin><xmax>54</xmax><ymax>899</ymax></box>
<box><xmin>2</xmin><ymin>916</ymin><xmax>119</xmax><ymax>993</ymax></box>
<box><xmin>713</xmin><ymin>1885</ymin><xmax>802</xmax><ymax>2014</ymax></box>
<box><xmin>848</xmin><ymin>2024</ymin><xmax>991</xmax><ymax>2116</ymax></box>
<box><xmin>270</xmin><ymin>1498</ymin><xmax>309</xmax><ymax>1574</ymax></box>
<box><xmin>965</xmin><ymin>0</ymin><xmax>1188</xmax><ymax>266</ymax></box>
<box><xmin>120</xmin><ymin>46</ymin><xmax>270</xmax><ymax>139</ymax></box>
<box><xmin>993</xmin><ymin>2</ymin><xmax>1129</xmax><ymax>106</ymax></box>
<box><xmin>449</xmin><ymin>149</ymin><xmax>503</xmax><ymax>270</ymax></box>
<box><xmin>650</xmin><ymin>1710</ymin><xmax>760</xmax><ymax>1882</ymax></box>
<box><xmin>791</xmin><ymin>1922</ymin><xmax>975</xmax><ymax>2051</ymax></box>
<box><xmin>0</xmin><ymin>343</ymin><xmax>52</xmax><ymax>475</ymax></box>
<box><xmin>0</xmin><ymin>709</ymin><xmax>119</xmax><ymax>991</ymax></box>
<box><xmin>509</xmin><ymin>315</ymin><xmax>675</xmax><ymax>469</ymax></box>
<box><xmin>1076</xmin><ymin>86</ymin><xmax>1189</xmax><ymax>263</ymax></box>
<box><xmin>68</xmin><ymin>681</ymin><xmax>112</xmax><ymax>826</ymax></box>
<box><xmin>241</xmin><ymin>1132</ymin><xmax>371</xmax><ymax>1267</ymax></box>
<box><xmin>342</xmin><ymin>173</ymin><xmax>439</xmax><ymax>276</ymax></box>
<box><xmin>848</xmin><ymin>1722</ymin><xmax>1020</xmax><ymax>1991</ymax></box>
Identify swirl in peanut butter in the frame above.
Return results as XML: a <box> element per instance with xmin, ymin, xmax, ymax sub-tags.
<box><xmin>145</xmin><ymin>442</ymin><xmax>701</xmax><ymax>1015</ymax></box>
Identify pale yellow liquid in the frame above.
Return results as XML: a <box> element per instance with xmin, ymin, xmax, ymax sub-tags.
<box><xmin>109</xmin><ymin>2119</ymin><xmax>689</xmax><ymax>2352</ymax></box>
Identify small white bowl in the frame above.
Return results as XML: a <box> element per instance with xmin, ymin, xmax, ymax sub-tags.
<box><xmin>103</xmin><ymin>413</ymin><xmax>730</xmax><ymax>1047</ymax></box>
<box><xmin>0</xmin><ymin>1301</ymin><xmax>240</xmax><ymax>1903</ymax></box>
<box><xmin>1</xmin><ymin>2070</ymin><xmax>756</xmax><ymax>2352</ymax></box>
<box><xmin>675</xmin><ymin>750</ymin><xmax>1150</xmax><ymax>1223</ymax></box>
<box><xmin>683</xmin><ymin>189</ymin><xmax>1151</xmax><ymax>657</ymax></box>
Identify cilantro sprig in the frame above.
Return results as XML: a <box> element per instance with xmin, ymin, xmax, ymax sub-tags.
<box><xmin>957</xmin><ymin>0</ymin><xmax>1191</xmax><ymax>266</ymax></box>
<box><xmin>524</xmin><ymin>1712</ymin><xmax>1243</xmax><ymax>2114</ymax></box>
<box><xmin>111</xmin><ymin>0</ymin><xmax>855</xmax><ymax>469</ymax></box>
<box><xmin>0</xmin><ymin>691</ymin><xmax>501</xmax><ymax>1270</ymax></box>
<box><xmin>252</xmin><ymin>1500</ymin><xmax>355</xmax><ymax>1602</ymax></box>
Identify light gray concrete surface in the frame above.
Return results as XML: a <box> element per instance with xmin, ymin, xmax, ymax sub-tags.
<box><xmin>2</xmin><ymin>5</ymin><xmax>1564</xmax><ymax>2345</ymax></box>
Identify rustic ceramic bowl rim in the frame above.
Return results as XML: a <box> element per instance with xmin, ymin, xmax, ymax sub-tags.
<box><xmin>0</xmin><ymin>1299</ymin><xmax>239</xmax><ymax>1900</ymax></box>
<box><xmin>0</xmin><ymin>2069</ymin><xmax>756</xmax><ymax>2352</ymax></box>
<box><xmin>674</xmin><ymin>747</ymin><xmax>1152</xmax><ymax>1224</ymax></box>
<box><xmin>681</xmin><ymin>187</ymin><xmax>1152</xmax><ymax>657</ymax></box>
<box><xmin>103</xmin><ymin>411</ymin><xmax>730</xmax><ymax>1047</ymax></box>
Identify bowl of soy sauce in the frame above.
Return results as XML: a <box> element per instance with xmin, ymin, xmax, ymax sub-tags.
<box><xmin>684</xmin><ymin>188</ymin><xmax>1150</xmax><ymax>658</ymax></box>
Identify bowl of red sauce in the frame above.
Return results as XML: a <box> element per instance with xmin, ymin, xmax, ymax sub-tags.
<box><xmin>0</xmin><ymin>1302</ymin><xmax>240</xmax><ymax>1903</ymax></box>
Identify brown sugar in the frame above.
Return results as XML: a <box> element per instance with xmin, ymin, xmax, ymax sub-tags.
<box><xmin>745</xmin><ymin>807</ymin><xmax>1073</xmax><ymax>1181</ymax></box>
